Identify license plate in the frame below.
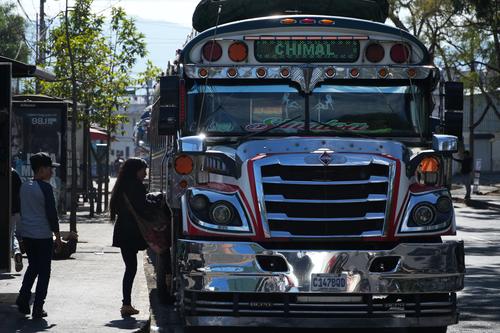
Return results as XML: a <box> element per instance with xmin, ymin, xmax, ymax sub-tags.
<box><xmin>311</xmin><ymin>273</ymin><xmax>348</xmax><ymax>292</ymax></box>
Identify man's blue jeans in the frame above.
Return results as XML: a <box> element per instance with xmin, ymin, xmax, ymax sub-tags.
<box><xmin>18</xmin><ymin>238</ymin><xmax>53</xmax><ymax>308</ymax></box>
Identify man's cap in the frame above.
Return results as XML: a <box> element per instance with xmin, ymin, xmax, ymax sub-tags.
<box><xmin>30</xmin><ymin>152</ymin><xmax>60</xmax><ymax>170</ymax></box>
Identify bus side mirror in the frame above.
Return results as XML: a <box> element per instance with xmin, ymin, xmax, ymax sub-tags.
<box><xmin>158</xmin><ymin>76</ymin><xmax>180</xmax><ymax>136</ymax></box>
<box><xmin>158</xmin><ymin>106</ymin><xmax>179</xmax><ymax>136</ymax></box>
<box><xmin>444</xmin><ymin>111</ymin><xmax>463</xmax><ymax>139</ymax></box>
<box><xmin>444</xmin><ymin>82</ymin><xmax>464</xmax><ymax>111</ymax></box>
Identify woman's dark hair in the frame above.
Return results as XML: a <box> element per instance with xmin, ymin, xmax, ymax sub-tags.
<box><xmin>110</xmin><ymin>157</ymin><xmax>147</xmax><ymax>220</ymax></box>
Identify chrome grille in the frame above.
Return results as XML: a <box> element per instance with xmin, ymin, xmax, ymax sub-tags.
<box><xmin>256</xmin><ymin>155</ymin><xmax>394</xmax><ymax>238</ymax></box>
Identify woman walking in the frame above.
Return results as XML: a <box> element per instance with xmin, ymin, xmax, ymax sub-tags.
<box><xmin>110</xmin><ymin>158</ymin><xmax>149</xmax><ymax>317</ymax></box>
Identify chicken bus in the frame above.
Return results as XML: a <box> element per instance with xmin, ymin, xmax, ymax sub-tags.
<box><xmin>148</xmin><ymin>1</ymin><xmax>465</xmax><ymax>331</ymax></box>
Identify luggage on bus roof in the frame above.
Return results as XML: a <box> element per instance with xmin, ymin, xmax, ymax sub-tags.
<box><xmin>192</xmin><ymin>0</ymin><xmax>390</xmax><ymax>32</ymax></box>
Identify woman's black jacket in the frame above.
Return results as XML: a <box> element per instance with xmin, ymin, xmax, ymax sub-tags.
<box><xmin>112</xmin><ymin>179</ymin><xmax>148</xmax><ymax>251</ymax></box>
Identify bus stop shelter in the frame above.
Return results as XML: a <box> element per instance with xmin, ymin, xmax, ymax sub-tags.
<box><xmin>0</xmin><ymin>56</ymin><xmax>55</xmax><ymax>272</ymax></box>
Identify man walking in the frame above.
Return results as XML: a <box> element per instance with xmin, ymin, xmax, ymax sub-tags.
<box><xmin>454</xmin><ymin>150</ymin><xmax>474</xmax><ymax>200</ymax></box>
<box><xmin>16</xmin><ymin>153</ymin><xmax>63</xmax><ymax>318</ymax></box>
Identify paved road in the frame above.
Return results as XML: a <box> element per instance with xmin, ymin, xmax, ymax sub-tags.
<box><xmin>445</xmin><ymin>198</ymin><xmax>500</xmax><ymax>333</ymax></box>
<box><xmin>153</xmin><ymin>198</ymin><xmax>500</xmax><ymax>333</ymax></box>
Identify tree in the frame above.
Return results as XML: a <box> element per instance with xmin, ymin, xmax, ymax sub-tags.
<box><xmin>0</xmin><ymin>1</ymin><xmax>30</xmax><ymax>62</ymax></box>
<box><xmin>98</xmin><ymin>6</ymin><xmax>147</xmax><ymax>210</ymax></box>
<box><xmin>40</xmin><ymin>0</ymin><xmax>147</xmax><ymax>223</ymax></box>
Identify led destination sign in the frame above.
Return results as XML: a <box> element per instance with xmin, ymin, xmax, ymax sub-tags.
<box><xmin>254</xmin><ymin>40</ymin><xmax>360</xmax><ymax>63</ymax></box>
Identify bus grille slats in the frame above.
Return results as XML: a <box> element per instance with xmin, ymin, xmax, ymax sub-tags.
<box><xmin>260</xmin><ymin>163</ymin><xmax>390</xmax><ymax>237</ymax></box>
<box><xmin>183</xmin><ymin>291</ymin><xmax>455</xmax><ymax>318</ymax></box>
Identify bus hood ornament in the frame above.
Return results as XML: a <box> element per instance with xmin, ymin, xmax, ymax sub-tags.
<box><xmin>319</xmin><ymin>151</ymin><xmax>333</xmax><ymax>166</ymax></box>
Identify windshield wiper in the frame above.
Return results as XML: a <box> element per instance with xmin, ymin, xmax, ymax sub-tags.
<box><xmin>309</xmin><ymin>120</ymin><xmax>369</xmax><ymax>138</ymax></box>
<box><xmin>239</xmin><ymin>115</ymin><xmax>302</xmax><ymax>142</ymax></box>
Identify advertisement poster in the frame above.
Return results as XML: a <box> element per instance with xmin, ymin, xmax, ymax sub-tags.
<box><xmin>12</xmin><ymin>102</ymin><xmax>67</xmax><ymax>209</ymax></box>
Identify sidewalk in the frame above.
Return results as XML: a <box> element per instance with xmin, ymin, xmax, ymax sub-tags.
<box><xmin>0</xmin><ymin>215</ymin><xmax>150</xmax><ymax>333</ymax></box>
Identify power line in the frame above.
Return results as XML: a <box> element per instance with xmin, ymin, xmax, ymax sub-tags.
<box><xmin>16</xmin><ymin>0</ymin><xmax>36</xmax><ymax>24</ymax></box>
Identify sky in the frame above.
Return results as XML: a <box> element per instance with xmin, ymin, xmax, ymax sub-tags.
<box><xmin>15</xmin><ymin>0</ymin><xmax>202</xmax><ymax>74</ymax></box>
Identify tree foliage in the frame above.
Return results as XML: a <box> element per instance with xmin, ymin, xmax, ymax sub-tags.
<box><xmin>0</xmin><ymin>1</ymin><xmax>30</xmax><ymax>62</ymax></box>
<box><xmin>41</xmin><ymin>0</ymin><xmax>148</xmax><ymax>132</ymax></box>
<box><xmin>389</xmin><ymin>0</ymin><xmax>498</xmax><ymax>89</ymax></box>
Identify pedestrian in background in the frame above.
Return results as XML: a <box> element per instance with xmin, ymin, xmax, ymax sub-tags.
<box><xmin>16</xmin><ymin>153</ymin><xmax>63</xmax><ymax>318</ymax></box>
<box><xmin>11</xmin><ymin>168</ymin><xmax>23</xmax><ymax>272</ymax></box>
<box><xmin>110</xmin><ymin>158</ymin><xmax>148</xmax><ymax>317</ymax></box>
<box><xmin>454</xmin><ymin>150</ymin><xmax>473</xmax><ymax>200</ymax></box>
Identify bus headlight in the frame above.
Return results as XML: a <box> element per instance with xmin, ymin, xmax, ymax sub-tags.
<box><xmin>210</xmin><ymin>201</ymin><xmax>234</xmax><ymax>225</ymax></box>
<box><xmin>412</xmin><ymin>204</ymin><xmax>435</xmax><ymax>226</ymax></box>
<box><xmin>398</xmin><ymin>190</ymin><xmax>454</xmax><ymax>235</ymax></box>
<box><xmin>182</xmin><ymin>188</ymin><xmax>253</xmax><ymax>234</ymax></box>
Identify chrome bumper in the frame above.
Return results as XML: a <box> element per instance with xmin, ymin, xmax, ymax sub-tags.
<box><xmin>177</xmin><ymin>240</ymin><xmax>465</xmax><ymax>294</ymax></box>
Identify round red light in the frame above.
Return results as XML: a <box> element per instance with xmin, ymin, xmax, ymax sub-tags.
<box><xmin>198</xmin><ymin>68</ymin><xmax>208</xmax><ymax>78</ymax></box>
<box><xmin>390</xmin><ymin>43</ymin><xmax>410</xmax><ymax>64</ymax></box>
<box><xmin>202</xmin><ymin>41</ymin><xmax>222</xmax><ymax>62</ymax></box>
<box><xmin>300</xmin><ymin>18</ymin><xmax>316</xmax><ymax>24</ymax></box>
<box><xmin>365</xmin><ymin>43</ymin><xmax>385</xmax><ymax>63</ymax></box>
<box><xmin>350</xmin><ymin>68</ymin><xmax>360</xmax><ymax>78</ymax></box>
<box><xmin>228</xmin><ymin>42</ymin><xmax>248</xmax><ymax>62</ymax></box>
<box><xmin>325</xmin><ymin>67</ymin><xmax>336</xmax><ymax>78</ymax></box>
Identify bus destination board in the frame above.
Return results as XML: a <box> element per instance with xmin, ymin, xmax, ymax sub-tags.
<box><xmin>254</xmin><ymin>40</ymin><xmax>360</xmax><ymax>63</ymax></box>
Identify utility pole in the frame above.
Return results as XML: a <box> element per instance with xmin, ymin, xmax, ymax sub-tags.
<box><xmin>36</xmin><ymin>0</ymin><xmax>46</xmax><ymax>93</ymax></box>
<box><xmin>469</xmin><ymin>62</ymin><xmax>475</xmax><ymax>160</ymax></box>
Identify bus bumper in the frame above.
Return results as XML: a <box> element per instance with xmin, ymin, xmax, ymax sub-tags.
<box><xmin>177</xmin><ymin>239</ymin><xmax>465</xmax><ymax>328</ymax></box>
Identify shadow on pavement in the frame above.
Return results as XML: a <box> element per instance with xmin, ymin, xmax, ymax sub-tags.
<box><xmin>462</xmin><ymin>199</ymin><xmax>500</xmax><ymax>212</ymax></box>
<box><xmin>16</xmin><ymin>318</ymin><xmax>56</xmax><ymax>333</ymax></box>
<box><xmin>459</xmin><ymin>265</ymin><xmax>500</xmax><ymax>323</ymax></box>
<box><xmin>105</xmin><ymin>317</ymin><xmax>147</xmax><ymax>330</ymax></box>
<box><xmin>0</xmin><ymin>273</ymin><xmax>18</xmax><ymax>280</ymax></box>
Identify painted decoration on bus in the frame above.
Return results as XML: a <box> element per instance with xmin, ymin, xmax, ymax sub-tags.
<box><xmin>254</xmin><ymin>40</ymin><xmax>360</xmax><ymax>63</ymax></box>
<box><xmin>244</xmin><ymin>118</ymin><xmax>384</xmax><ymax>133</ymax></box>
<box><xmin>11</xmin><ymin>103</ymin><xmax>66</xmax><ymax>206</ymax></box>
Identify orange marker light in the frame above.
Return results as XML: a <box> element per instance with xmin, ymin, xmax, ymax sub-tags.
<box><xmin>420</xmin><ymin>157</ymin><xmax>440</xmax><ymax>173</ymax></box>
<box><xmin>407</xmin><ymin>68</ymin><xmax>417</xmax><ymax>78</ymax></box>
<box><xmin>179</xmin><ymin>180</ymin><xmax>189</xmax><ymax>189</ymax></box>
<box><xmin>378</xmin><ymin>68</ymin><xmax>389</xmax><ymax>78</ymax></box>
<box><xmin>175</xmin><ymin>155</ymin><xmax>194</xmax><ymax>175</ymax></box>
<box><xmin>227</xmin><ymin>68</ymin><xmax>238</xmax><ymax>78</ymax></box>
<box><xmin>319</xmin><ymin>19</ymin><xmax>335</xmax><ymax>25</ymax></box>
<box><xmin>228</xmin><ymin>42</ymin><xmax>248</xmax><ymax>62</ymax></box>
<box><xmin>256</xmin><ymin>67</ymin><xmax>267</xmax><ymax>78</ymax></box>
<box><xmin>350</xmin><ymin>68</ymin><xmax>360</xmax><ymax>78</ymax></box>
<box><xmin>280</xmin><ymin>18</ymin><xmax>297</xmax><ymax>25</ymax></box>
<box><xmin>280</xmin><ymin>68</ymin><xmax>290</xmax><ymax>78</ymax></box>
<box><xmin>198</xmin><ymin>68</ymin><xmax>208</xmax><ymax>78</ymax></box>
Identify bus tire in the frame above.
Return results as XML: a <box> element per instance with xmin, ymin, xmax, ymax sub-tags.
<box><xmin>156</xmin><ymin>252</ymin><xmax>174</xmax><ymax>304</ymax></box>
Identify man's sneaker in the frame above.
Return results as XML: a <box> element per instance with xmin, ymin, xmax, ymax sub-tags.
<box><xmin>120</xmin><ymin>305</ymin><xmax>139</xmax><ymax>317</ymax></box>
<box><xmin>14</xmin><ymin>253</ymin><xmax>23</xmax><ymax>272</ymax></box>
<box><xmin>32</xmin><ymin>308</ymin><xmax>48</xmax><ymax>319</ymax></box>
<box><xmin>15</xmin><ymin>296</ymin><xmax>30</xmax><ymax>315</ymax></box>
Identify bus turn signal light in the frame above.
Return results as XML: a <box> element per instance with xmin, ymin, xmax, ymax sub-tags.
<box><xmin>228</xmin><ymin>42</ymin><xmax>248</xmax><ymax>62</ymax></box>
<box><xmin>175</xmin><ymin>155</ymin><xmax>194</xmax><ymax>175</ymax></box>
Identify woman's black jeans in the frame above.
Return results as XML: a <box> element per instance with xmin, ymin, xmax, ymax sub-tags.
<box><xmin>19</xmin><ymin>237</ymin><xmax>53</xmax><ymax>309</ymax></box>
<box><xmin>120</xmin><ymin>248</ymin><xmax>138</xmax><ymax>306</ymax></box>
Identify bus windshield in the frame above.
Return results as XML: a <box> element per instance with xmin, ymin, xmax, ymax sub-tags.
<box><xmin>187</xmin><ymin>83</ymin><xmax>425</xmax><ymax>137</ymax></box>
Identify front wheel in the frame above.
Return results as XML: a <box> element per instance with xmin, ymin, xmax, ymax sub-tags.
<box><xmin>155</xmin><ymin>251</ymin><xmax>174</xmax><ymax>304</ymax></box>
